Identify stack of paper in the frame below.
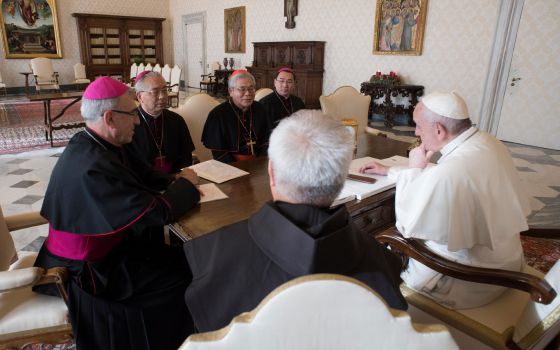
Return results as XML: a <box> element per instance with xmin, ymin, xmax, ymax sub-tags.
<box><xmin>331</xmin><ymin>155</ymin><xmax>409</xmax><ymax>206</ymax></box>
<box><xmin>189</xmin><ymin>159</ymin><xmax>249</xmax><ymax>184</ymax></box>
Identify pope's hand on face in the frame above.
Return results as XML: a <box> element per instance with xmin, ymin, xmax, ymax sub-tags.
<box><xmin>408</xmin><ymin>143</ymin><xmax>434</xmax><ymax>169</ymax></box>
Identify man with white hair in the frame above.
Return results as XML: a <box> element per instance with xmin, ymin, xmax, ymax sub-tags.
<box><xmin>185</xmin><ymin>110</ymin><xmax>407</xmax><ymax>333</ymax></box>
<box><xmin>33</xmin><ymin>77</ymin><xmax>201</xmax><ymax>350</ymax></box>
<box><xmin>360</xmin><ymin>91</ymin><xmax>531</xmax><ymax>309</ymax></box>
<box><xmin>125</xmin><ymin>71</ymin><xmax>195</xmax><ymax>174</ymax></box>
<box><xmin>202</xmin><ymin>69</ymin><xmax>270</xmax><ymax>162</ymax></box>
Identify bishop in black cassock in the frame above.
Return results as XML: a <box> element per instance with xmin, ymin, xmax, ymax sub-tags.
<box><xmin>201</xmin><ymin>70</ymin><xmax>270</xmax><ymax>163</ymax></box>
<box><xmin>33</xmin><ymin>77</ymin><xmax>200</xmax><ymax>350</ymax></box>
<box><xmin>259</xmin><ymin>67</ymin><xmax>305</xmax><ymax>128</ymax></box>
<box><xmin>185</xmin><ymin>110</ymin><xmax>406</xmax><ymax>333</ymax></box>
<box><xmin>124</xmin><ymin>71</ymin><xmax>195</xmax><ymax>174</ymax></box>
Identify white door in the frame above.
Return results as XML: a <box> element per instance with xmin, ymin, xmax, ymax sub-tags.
<box><xmin>496</xmin><ymin>0</ymin><xmax>560</xmax><ymax>150</ymax></box>
<box><xmin>184</xmin><ymin>21</ymin><xmax>204</xmax><ymax>89</ymax></box>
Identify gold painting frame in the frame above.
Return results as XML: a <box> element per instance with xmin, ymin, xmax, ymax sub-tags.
<box><xmin>0</xmin><ymin>0</ymin><xmax>62</xmax><ymax>58</ymax></box>
<box><xmin>373</xmin><ymin>0</ymin><xmax>428</xmax><ymax>56</ymax></box>
<box><xmin>224</xmin><ymin>6</ymin><xmax>245</xmax><ymax>53</ymax></box>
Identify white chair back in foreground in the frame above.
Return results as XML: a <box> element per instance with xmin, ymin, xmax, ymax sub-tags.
<box><xmin>179</xmin><ymin>274</ymin><xmax>458</xmax><ymax>350</ymax></box>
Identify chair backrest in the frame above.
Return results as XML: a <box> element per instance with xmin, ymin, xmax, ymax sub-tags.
<box><xmin>179</xmin><ymin>274</ymin><xmax>458</xmax><ymax>350</ymax></box>
<box><xmin>254</xmin><ymin>88</ymin><xmax>273</xmax><ymax>102</ymax></box>
<box><xmin>0</xmin><ymin>206</ymin><xmax>17</xmax><ymax>271</ymax></box>
<box><xmin>170</xmin><ymin>93</ymin><xmax>220</xmax><ymax>162</ymax></box>
<box><xmin>137</xmin><ymin>63</ymin><xmax>145</xmax><ymax>74</ymax></box>
<box><xmin>130</xmin><ymin>63</ymin><xmax>138</xmax><ymax>80</ymax></box>
<box><xmin>319</xmin><ymin>86</ymin><xmax>371</xmax><ymax>135</ymax></box>
<box><xmin>30</xmin><ymin>58</ymin><xmax>55</xmax><ymax>82</ymax></box>
<box><xmin>73</xmin><ymin>63</ymin><xmax>87</xmax><ymax>80</ymax></box>
<box><xmin>153</xmin><ymin>63</ymin><xmax>162</xmax><ymax>74</ymax></box>
<box><xmin>170</xmin><ymin>65</ymin><xmax>182</xmax><ymax>93</ymax></box>
<box><xmin>161</xmin><ymin>64</ymin><xmax>172</xmax><ymax>84</ymax></box>
<box><xmin>145</xmin><ymin>63</ymin><xmax>153</xmax><ymax>71</ymax></box>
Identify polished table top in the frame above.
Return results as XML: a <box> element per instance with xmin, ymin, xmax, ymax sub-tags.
<box><xmin>171</xmin><ymin>133</ymin><xmax>411</xmax><ymax>241</ymax></box>
<box><xmin>27</xmin><ymin>91</ymin><xmax>83</xmax><ymax>102</ymax></box>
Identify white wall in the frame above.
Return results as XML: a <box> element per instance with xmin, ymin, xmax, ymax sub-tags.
<box><xmin>168</xmin><ymin>0</ymin><xmax>499</xmax><ymax>123</ymax></box>
<box><xmin>0</xmin><ymin>0</ymin><xmax>171</xmax><ymax>88</ymax></box>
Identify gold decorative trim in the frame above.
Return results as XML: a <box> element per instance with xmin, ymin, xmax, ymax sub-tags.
<box><xmin>372</xmin><ymin>0</ymin><xmax>428</xmax><ymax>56</ymax></box>
<box><xmin>0</xmin><ymin>0</ymin><xmax>63</xmax><ymax>58</ymax></box>
<box><xmin>517</xmin><ymin>304</ymin><xmax>560</xmax><ymax>349</ymax></box>
<box><xmin>402</xmin><ymin>285</ymin><xmax>513</xmax><ymax>350</ymax></box>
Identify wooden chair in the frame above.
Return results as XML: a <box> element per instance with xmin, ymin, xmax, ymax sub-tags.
<box><xmin>179</xmin><ymin>274</ymin><xmax>458</xmax><ymax>349</ymax></box>
<box><xmin>254</xmin><ymin>88</ymin><xmax>273</xmax><ymax>101</ymax></box>
<box><xmin>0</xmin><ymin>71</ymin><xmax>7</xmax><ymax>96</ymax></box>
<box><xmin>145</xmin><ymin>63</ymin><xmax>153</xmax><ymax>72</ymax></box>
<box><xmin>200</xmin><ymin>62</ymin><xmax>220</xmax><ymax>94</ymax></box>
<box><xmin>170</xmin><ymin>93</ymin><xmax>220</xmax><ymax>163</ymax></box>
<box><xmin>167</xmin><ymin>64</ymin><xmax>182</xmax><ymax>108</ymax></box>
<box><xmin>30</xmin><ymin>58</ymin><xmax>60</xmax><ymax>94</ymax></box>
<box><xmin>153</xmin><ymin>63</ymin><xmax>162</xmax><ymax>74</ymax></box>
<box><xmin>161</xmin><ymin>64</ymin><xmax>172</xmax><ymax>85</ymax></box>
<box><xmin>320</xmin><ymin>86</ymin><xmax>380</xmax><ymax>136</ymax></box>
<box><xmin>129</xmin><ymin>63</ymin><xmax>138</xmax><ymax>83</ymax></box>
<box><xmin>377</xmin><ymin>227</ymin><xmax>560</xmax><ymax>350</ymax></box>
<box><xmin>0</xmin><ymin>206</ymin><xmax>72</xmax><ymax>349</ymax></box>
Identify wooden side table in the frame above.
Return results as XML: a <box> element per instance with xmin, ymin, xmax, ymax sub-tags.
<box><xmin>360</xmin><ymin>82</ymin><xmax>424</xmax><ymax>128</ymax></box>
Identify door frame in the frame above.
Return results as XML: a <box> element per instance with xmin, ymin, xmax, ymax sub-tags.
<box><xmin>478</xmin><ymin>0</ymin><xmax>524</xmax><ymax>135</ymax></box>
<box><xmin>182</xmin><ymin>12</ymin><xmax>207</xmax><ymax>89</ymax></box>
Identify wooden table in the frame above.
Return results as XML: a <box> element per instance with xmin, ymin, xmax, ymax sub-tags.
<box><xmin>360</xmin><ymin>82</ymin><xmax>424</xmax><ymax>128</ymax></box>
<box><xmin>27</xmin><ymin>92</ymin><xmax>84</xmax><ymax>147</ymax></box>
<box><xmin>170</xmin><ymin>133</ymin><xmax>410</xmax><ymax>242</ymax></box>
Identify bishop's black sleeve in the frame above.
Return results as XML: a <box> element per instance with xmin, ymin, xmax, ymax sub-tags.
<box><xmin>136</xmin><ymin>178</ymin><xmax>200</xmax><ymax>227</ymax></box>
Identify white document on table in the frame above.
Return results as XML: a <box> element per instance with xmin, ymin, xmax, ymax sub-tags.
<box><xmin>198</xmin><ymin>183</ymin><xmax>229</xmax><ymax>203</ymax></box>
<box><xmin>332</xmin><ymin>155</ymin><xmax>410</xmax><ymax>205</ymax></box>
<box><xmin>189</xmin><ymin>159</ymin><xmax>249</xmax><ymax>184</ymax></box>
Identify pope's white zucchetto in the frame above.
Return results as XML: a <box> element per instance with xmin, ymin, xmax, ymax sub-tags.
<box><xmin>422</xmin><ymin>91</ymin><xmax>470</xmax><ymax>120</ymax></box>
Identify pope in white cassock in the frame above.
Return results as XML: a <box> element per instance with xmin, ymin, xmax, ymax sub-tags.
<box><xmin>360</xmin><ymin>91</ymin><xmax>532</xmax><ymax>309</ymax></box>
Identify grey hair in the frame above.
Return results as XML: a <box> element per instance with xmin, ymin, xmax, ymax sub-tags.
<box><xmin>425</xmin><ymin>112</ymin><xmax>473</xmax><ymax>135</ymax></box>
<box><xmin>80</xmin><ymin>97</ymin><xmax>119</xmax><ymax>122</ymax></box>
<box><xmin>268</xmin><ymin>110</ymin><xmax>354</xmax><ymax>207</ymax></box>
<box><xmin>228</xmin><ymin>71</ymin><xmax>256</xmax><ymax>89</ymax></box>
<box><xmin>135</xmin><ymin>71</ymin><xmax>163</xmax><ymax>92</ymax></box>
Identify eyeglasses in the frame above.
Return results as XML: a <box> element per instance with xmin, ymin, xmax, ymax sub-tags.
<box><xmin>141</xmin><ymin>88</ymin><xmax>169</xmax><ymax>97</ymax></box>
<box><xmin>276</xmin><ymin>79</ymin><xmax>294</xmax><ymax>85</ymax></box>
<box><xmin>112</xmin><ymin>109</ymin><xmax>139</xmax><ymax>117</ymax></box>
<box><xmin>234</xmin><ymin>87</ymin><xmax>256</xmax><ymax>94</ymax></box>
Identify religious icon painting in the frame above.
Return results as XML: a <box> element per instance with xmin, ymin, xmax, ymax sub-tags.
<box><xmin>224</xmin><ymin>6</ymin><xmax>246</xmax><ymax>53</ymax></box>
<box><xmin>0</xmin><ymin>0</ymin><xmax>62</xmax><ymax>58</ymax></box>
<box><xmin>373</xmin><ymin>0</ymin><xmax>428</xmax><ymax>56</ymax></box>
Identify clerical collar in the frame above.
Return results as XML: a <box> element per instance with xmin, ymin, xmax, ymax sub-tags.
<box><xmin>229</xmin><ymin>99</ymin><xmax>250</xmax><ymax>113</ymax></box>
<box><xmin>138</xmin><ymin>106</ymin><xmax>162</xmax><ymax>119</ymax></box>
<box><xmin>83</xmin><ymin>127</ymin><xmax>120</xmax><ymax>153</ymax></box>
<box><xmin>438</xmin><ymin>126</ymin><xmax>478</xmax><ymax>164</ymax></box>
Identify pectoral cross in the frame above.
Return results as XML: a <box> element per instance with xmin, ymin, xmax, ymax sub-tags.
<box><xmin>247</xmin><ymin>138</ymin><xmax>256</xmax><ymax>155</ymax></box>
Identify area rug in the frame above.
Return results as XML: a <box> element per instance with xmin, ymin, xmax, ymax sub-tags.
<box><xmin>0</xmin><ymin>99</ymin><xmax>83</xmax><ymax>154</ymax></box>
<box><xmin>521</xmin><ymin>236</ymin><xmax>560</xmax><ymax>274</ymax></box>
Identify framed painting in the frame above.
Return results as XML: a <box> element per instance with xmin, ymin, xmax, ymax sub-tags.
<box><xmin>373</xmin><ymin>0</ymin><xmax>428</xmax><ymax>56</ymax></box>
<box><xmin>224</xmin><ymin>6</ymin><xmax>245</xmax><ymax>53</ymax></box>
<box><xmin>0</xmin><ymin>0</ymin><xmax>62</xmax><ymax>58</ymax></box>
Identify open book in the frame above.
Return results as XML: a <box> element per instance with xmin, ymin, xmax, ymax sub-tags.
<box><xmin>189</xmin><ymin>159</ymin><xmax>249</xmax><ymax>184</ymax></box>
<box><xmin>332</xmin><ymin>155</ymin><xmax>409</xmax><ymax>207</ymax></box>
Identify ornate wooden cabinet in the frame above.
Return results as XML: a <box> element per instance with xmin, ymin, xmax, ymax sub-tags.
<box><xmin>247</xmin><ymin>41</ymin><xmax>325</xmax><ymax>109</ymax></box>
<box><xmin>72</xmin><ymin>13</ymin><xmax>165</xmax><ymax>82</ymax></box>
